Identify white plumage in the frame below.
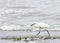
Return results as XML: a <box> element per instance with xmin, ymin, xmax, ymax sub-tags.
<box><xmin>31</xmin><ymin>22</ymin><xmax>50</xmax><ymax>28</ymax></box>
<box><xmin>31</xmin><ymin>22</ymin><xmax>50</xmax><ymax>36</ymax></box>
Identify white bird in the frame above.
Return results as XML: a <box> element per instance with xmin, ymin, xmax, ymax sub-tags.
<box><xmin>31</xmin><ymin>22</ymin><xmax>50</xmax><ymax>36</ymax></box>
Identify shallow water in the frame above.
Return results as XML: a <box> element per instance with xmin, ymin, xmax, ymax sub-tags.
<box><xmin>0</xmin><ymin>39</ymin><xmax>60</xmax><ymax>43</ymax></box>
<box><xmin>0</xmin><ymin>31</ymin><xmax>60</xmax><ymax>43</ymax></box>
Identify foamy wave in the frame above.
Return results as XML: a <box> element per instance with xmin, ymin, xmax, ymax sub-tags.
<box><xmin>0</xmin><ymin>25</ymin><xmax>60</xmax><ymax>31</ymax></box>
<box><xmin>0</xmin><ymin>25</ymin><xmax>32</xmax><ymax>31</ymax></box>
<box><xmin>0</xmin><ymin>25</ymin><xmax>20</xmax><ymax>30</ymax></box>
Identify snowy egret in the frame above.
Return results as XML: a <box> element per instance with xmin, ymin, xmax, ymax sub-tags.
<box><xmin>31</xmin><ymin>22</ymin><xmax>50</xmax><ymax>36</ymax></box>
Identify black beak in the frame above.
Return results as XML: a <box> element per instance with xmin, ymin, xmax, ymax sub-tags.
<box><xmin>31</xmin><ymin>24</ymin><xmax>34</xmax><ymax>26</ymax></box>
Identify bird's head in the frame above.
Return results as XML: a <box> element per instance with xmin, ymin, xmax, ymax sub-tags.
<box><xmin>31</xmin><ymin>22</ymin><xmax>38</xmax><ymax>26</ymax></box>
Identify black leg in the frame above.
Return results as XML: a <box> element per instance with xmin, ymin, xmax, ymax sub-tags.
<box><xmin>46</xmin><ymin>30</ymin><xmax>50</xmax><ymax>36</ymax></box>
<box><xmin>37</xmin><ymin>31</ymin><xmax>40</xmax><ymax>35</ymax></box>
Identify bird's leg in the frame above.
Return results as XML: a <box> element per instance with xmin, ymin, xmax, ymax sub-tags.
<box><xmin>37</xmin><ymin>29</ymin><xmax>41</xmax><ymax>35</ymax></box>
<box><xmin>45</xmin><ymin>29</ymin><xmax>50</xmax><ymax>36</ymax></box>
<box><xmin>37</xmin><ymin>31</ymin><xmax>40</xmax><ymax>35</ymax></box>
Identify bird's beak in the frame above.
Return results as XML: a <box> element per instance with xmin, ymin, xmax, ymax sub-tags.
<box><xmin>31</xmin><ymin>24</ymin><xmax>34</xmax><ymax>26</ymax></box>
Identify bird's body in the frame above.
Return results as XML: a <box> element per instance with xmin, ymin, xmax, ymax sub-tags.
<box><xmin>31</xmin><ymin>22</ymin><xmax>50</xmax><ymax>29</ymax></box>
<box><xmin>31</xmin><ymin>22</ymin><xmax>50</xmax><ymax>36</ymax></box>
